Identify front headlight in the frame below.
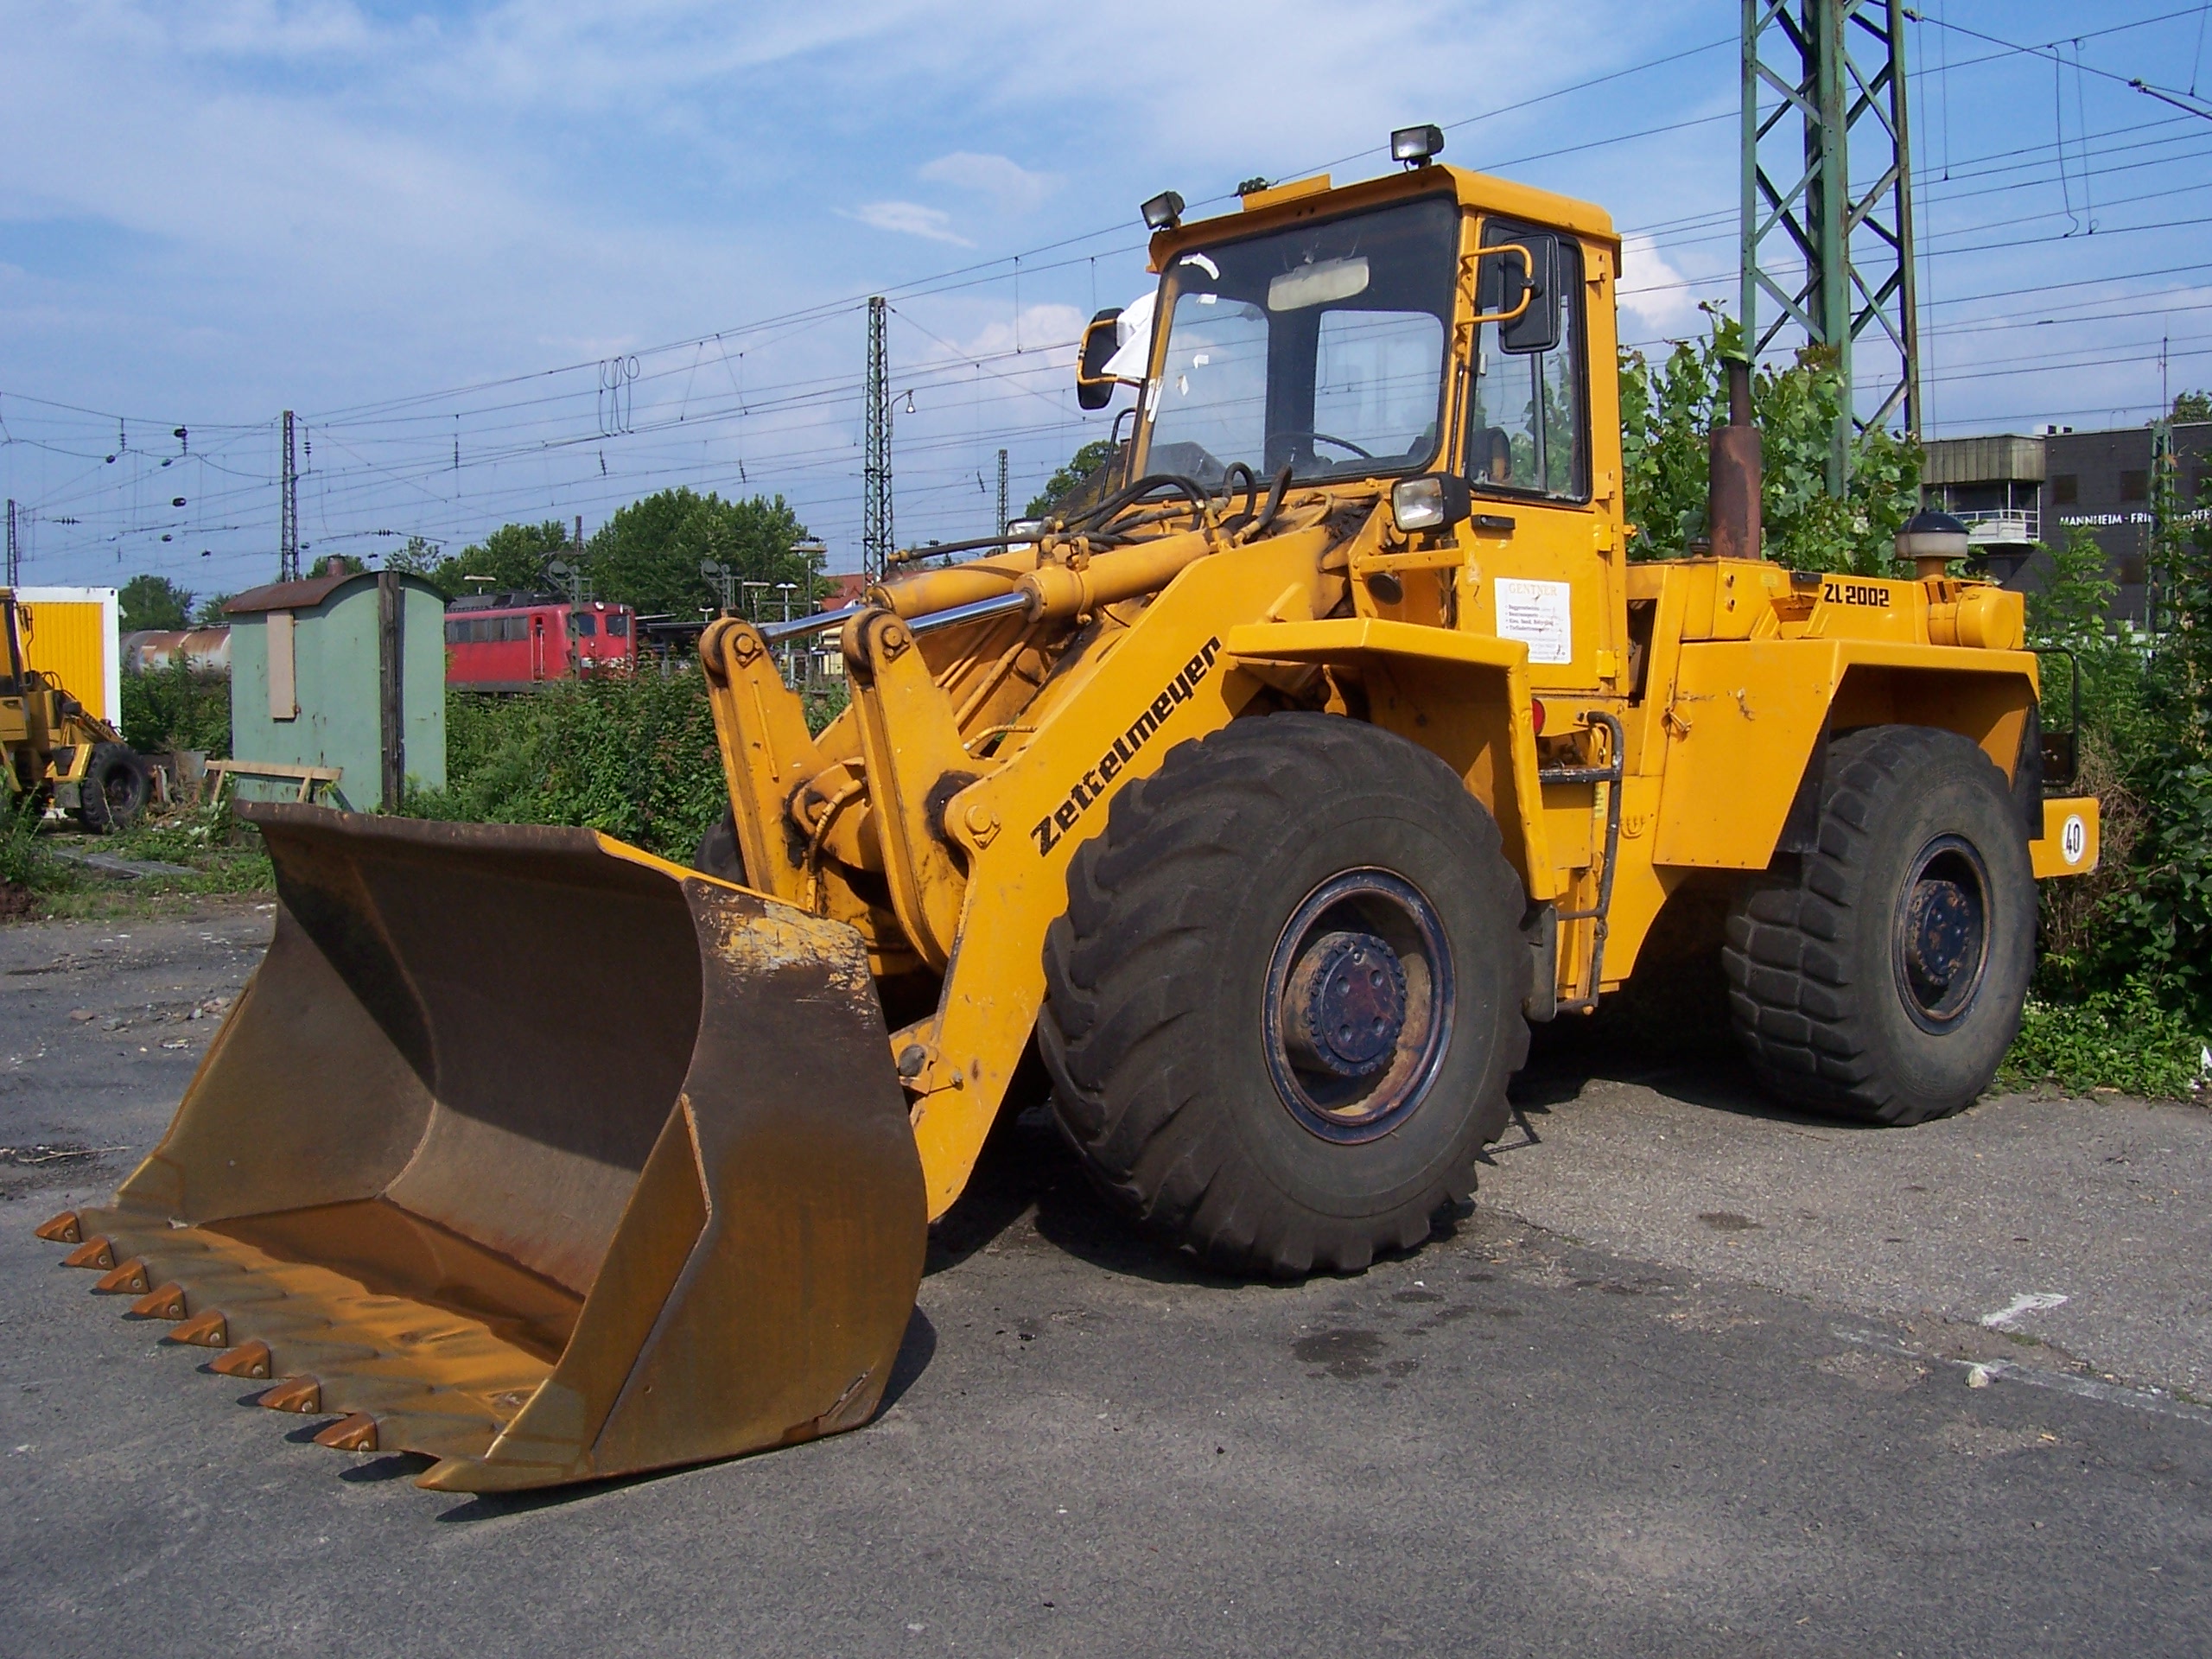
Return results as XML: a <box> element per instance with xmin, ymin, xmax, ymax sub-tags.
<box><xmin>1390</xmin><ymin>474</ymin><xmax>1471</xmax><ymax>533</ymax></box>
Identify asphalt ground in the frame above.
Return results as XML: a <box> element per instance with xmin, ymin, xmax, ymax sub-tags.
<box><xmin>2</xmin><ymin>910</ymin><xmax>2208</xmax><ymax>1657</ymax></box>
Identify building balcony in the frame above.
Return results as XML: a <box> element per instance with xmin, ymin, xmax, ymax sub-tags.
<box><xmin>1954</xmin><ymin>509</ymin><xmax>2038</xmax><ymax>547</ymax></box>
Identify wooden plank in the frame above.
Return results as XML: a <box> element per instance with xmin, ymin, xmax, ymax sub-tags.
<box><xmin>266</xmin><ymin>611</ymin><xmax>297</xmax><ymax>721</ymax></box>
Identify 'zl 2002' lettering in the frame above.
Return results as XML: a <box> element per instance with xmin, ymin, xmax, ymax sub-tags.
<box><xmin>1821</xmin><ymin>580</ymin><xmax>1890</xmax><ymax>607</ymax></box>
<box><xmin>1031</xmin><ymin>637</ymin><xmax>1224</xmax><ymax>857</ymax></box>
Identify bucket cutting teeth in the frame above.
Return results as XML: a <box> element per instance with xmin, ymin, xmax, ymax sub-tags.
<box><xmin>37</xmin><ymin>808</ymin><xmax>925</xmax><ymax>1492</ymax></box>
<box><xmin>93</xmin><ymin>1257</ymin><xmax>150</xmax><ymax>1295</ymax></box>
<box><xmin>258</xmin><ymin>1376</ymin><xmax>323</xmax><ymax>1414</ymax></box>
<box><xmin>166</xmin><ymin>1310</ymin><xmax>229</xmax><ymax>1348</ymax></box>
<box><xmin>208</xmin><ymin>1339</ymin><xmax>273</xmax><ymax>1379</ymax></box>
<box><xmin>314</xmin><ymin>1413</ymin><xmax>378</xmax><ymax>1452</ymax></box>
<box><xmin>129</xmin><ymin>1281</ymin><xmax>188</xmax><ymax>1319</ymax></box>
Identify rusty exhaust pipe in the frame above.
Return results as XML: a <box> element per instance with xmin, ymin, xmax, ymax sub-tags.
<box><xmin>1708</xmin><ymin>354</ymin><xmax>1763</xmax><ymax>562</ymax></box>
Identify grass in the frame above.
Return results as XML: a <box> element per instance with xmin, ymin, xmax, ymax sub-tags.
<box><xmin>1</xmin><ymin>796</ymin><xmax>276</xmax><ymax>922</ymax></box>
<box><xmin>1998</xmin><ymin>979</ymin><xmax>2210</xmax><ymax>1103</ymax></box>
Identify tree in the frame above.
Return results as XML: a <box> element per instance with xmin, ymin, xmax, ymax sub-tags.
<box><xmin>192</xmin><ymin>593</ymin><xmax>232</xmax><ymax>626</ymax></box>
<box><xmin>424</xmin><ymin>521</ymin><xmax>571</xmax><ymax>601</ymax></box>
<box><xmin>1618</xmin><ymin>308</ymin><xmax>1922</xmax><ymax>575</ymax></box>
<box><xmin>382</xmin><ymin>536</ymin><xmax>445</xmax><ymax>582</ymax></box>
<box><xmin>1025</xmin><ymin>440</ymin><xmax>1119</xmax><ymax>520</ymax></box>
<box><xmin>2172</xmin><ymin>389</ymin><xmax>2212</xmax><ymax>423</ymax></box>
<box><xmin>584</xmin><ymin>489</ymin><xmax>822</xmax><ymax>619</ymax></box>
<box><xmin>119</xmin><ymin>574</ymin><xmax>192</xmax><ymax>631</ymax></box>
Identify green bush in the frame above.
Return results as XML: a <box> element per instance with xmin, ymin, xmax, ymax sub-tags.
<box><xmin>2001</xmin><ymin>980</ymin><xmax>2209</xmax><ymax>1099</ymax></box>
<box><xmin>0</xmin><ymin>795</ymin><xmax>46</xmax><ymax>888</ymax></box>
<box><xmin>407</xmin><ymin>673</ymin><xmax>846</xmax><ymax>863</ymax></box>
<box><xmin>408</xmin><ymin>675</ymin><xmax>725</xmax><ymax>861</ymax></box>
<box><xmin>120</xmin><ymin>658</ymin><xmax>231</xmax><ymax>758</ymax></box>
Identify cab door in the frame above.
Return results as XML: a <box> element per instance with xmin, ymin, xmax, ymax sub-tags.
<box><xmin>1453</xmin><ymin>217</ymin><xmax>1624</xmax><ymax>698</ymax></box>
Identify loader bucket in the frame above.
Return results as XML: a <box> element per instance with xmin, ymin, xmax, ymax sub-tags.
<box><xmin>38</xmin><ymin>804</ymin><xmax>925</xmax><ymax>1491</ymax></box>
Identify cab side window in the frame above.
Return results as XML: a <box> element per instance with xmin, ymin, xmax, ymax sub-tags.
<box><xmin>1465</xmin><ymin>220</ymin><xmax>1588</xmax><ymax>502</ymax></box>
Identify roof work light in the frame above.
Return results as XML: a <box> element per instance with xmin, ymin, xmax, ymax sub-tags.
<box><xmin>1391</xmin><ymin>124</ymin><xmax>1445</xmax><ymax>166</ymax></box>
<box><xmin>1141</xmin><ymin>190</ymin><xmax>1185</xmax><ymax>231</ymax></box>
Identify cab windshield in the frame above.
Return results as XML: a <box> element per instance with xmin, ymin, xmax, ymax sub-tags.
<box><xmin>1140</xmin><ymin>194</ymin><xmax>1459</xmax><ymax>487</ymax></box>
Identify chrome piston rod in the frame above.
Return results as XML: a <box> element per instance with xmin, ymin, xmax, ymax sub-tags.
<box><xmin>756</xmin><ymin>590</ymin><xmax>1033</xmax><ymax>644</ymax></box>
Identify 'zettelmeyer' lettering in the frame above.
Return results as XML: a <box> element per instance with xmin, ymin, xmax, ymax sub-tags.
<box><xmin>1032</xmin><ymin>637</ymin><xmax>1223</xmax><ymax>856</ymax></box>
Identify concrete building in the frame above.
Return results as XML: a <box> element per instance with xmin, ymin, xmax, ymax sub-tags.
<box><xmin>1922</xmin><ymin>420</ymin><xmax>2212</xmax><ymax>626</ymax></box>
<box><xmin>225</xmin><ymin>563</ymin><xmax>446</xmax><ymax>810</ymax></box>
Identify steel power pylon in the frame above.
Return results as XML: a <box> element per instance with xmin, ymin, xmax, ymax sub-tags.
<box><xmin>1741</xmin><ymin>0</ymin><xmax>1919</xmax><ymax>492</ymax></box>
<box><xmin>863</xmin><ymin>297</ymin><xmax>893</xmax><ymax>582</ymax></box>
<box><xmin>280</xmin><ymin>410</ymin><xmax>301</xmax><ymax>582</ymax></box>
<box><xmin>996</xmin><ymin>448</ymin><xmax>1009</xmax><ymax>541</ymax></box>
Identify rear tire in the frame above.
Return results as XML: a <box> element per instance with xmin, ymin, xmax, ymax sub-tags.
<box><xmin>1039</xmin><ymin>713</ymin><xmax>1530</xmax><ymax>1276</ymax></box>
<box><xmin>76</xmin><ymin>744</ymin><xmax>149</xmax><ymax>834</ymax></box>
<box><xmin>1723</xmin><ymin>725</ymin><xmax>2035</xmax><ymax>1125</ymax></box>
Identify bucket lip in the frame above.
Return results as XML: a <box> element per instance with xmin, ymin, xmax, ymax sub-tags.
<box><xmin>236</xmin><ymin>804</ymin><xmax>764</xmax><ymax>899</ymax></box>
<box><xmin>237</xmin><ymin>802</ymin><xmax>610</xmax><ymax>859</ymax></box>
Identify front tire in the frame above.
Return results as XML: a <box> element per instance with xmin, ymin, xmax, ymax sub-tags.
<box><xmin>1723</xmin><ymin>725</ymin><xmax>2036</xmax><ymax>1125</ymax></box>
<box><xmin>1039</xmin><ymin>714</ymin><xmax>1530</xmax><ymax>1276</ymax></box>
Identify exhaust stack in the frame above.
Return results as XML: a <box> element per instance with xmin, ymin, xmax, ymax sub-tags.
<box><xmin>1708</xmin><ymin>355</ymin><xmax>1763</xmax><ymax>561</ymax></box>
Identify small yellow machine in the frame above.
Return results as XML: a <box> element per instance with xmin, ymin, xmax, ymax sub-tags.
<box><xmin>0</xmin><ymin>588</ymin><xmax>149</xmax><ymax>831</ymax></box>
<box><xmin>42</xmin><ymin>142</ymin><xmax>2098</xmax><ymax>1490</ymax></box>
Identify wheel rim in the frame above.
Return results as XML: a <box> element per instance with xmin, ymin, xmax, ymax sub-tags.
<box><xmin>1891</xmin><ymin>833</ymin><xmax>1993</xmax><ymax>1033</ymax></box>
<box><xmin>1262</xmin><ymin>869</ymin><xmax>1454</xmax><ymax>1143</ymax></box>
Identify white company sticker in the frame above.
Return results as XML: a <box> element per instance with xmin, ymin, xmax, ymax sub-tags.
<box><xmin>1494</xmin><ymin>577</ymin><xmax>1573</xmax><ymax>665</ymax></box>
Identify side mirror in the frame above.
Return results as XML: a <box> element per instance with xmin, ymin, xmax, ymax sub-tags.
<box><xmin>1077</xmin><ymin>307</ymin><xmax>1124</xmax><ymax>411</ymax></box>
<box><xmin>1477</xmin><ymin>232</ymin><xmax>1561</xmax><ymax>355</ymax></box>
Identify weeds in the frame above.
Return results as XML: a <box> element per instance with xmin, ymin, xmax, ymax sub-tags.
<box><xmin>2001</xmin><ymin>979</ymin><xmax>2209</xmax><ymax>1101</ymax></box>
<box><xmin>406</xmin><ymin>672</ymin><xmax>847</xmax><ymax>863</ymax></box>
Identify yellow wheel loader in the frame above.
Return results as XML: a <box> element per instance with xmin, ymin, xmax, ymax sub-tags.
<box><xmin>0</xmin><ymin>589</ymin><xmax>150</xmax><ymax>833</ymax></box>
<box><xmin>39</xmin><ymin>149</ymin><xmax>2100</xmax><ymax>1491</ymax></box>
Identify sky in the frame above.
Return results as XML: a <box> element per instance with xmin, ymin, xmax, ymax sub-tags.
<box><xmin>3</xmin><ymin>0</ymin><xmax>2210</xmax><ymax>597</ymax></box>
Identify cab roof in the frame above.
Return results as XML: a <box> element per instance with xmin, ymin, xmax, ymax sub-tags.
<box><xmin>1147</xmin><ymin>162</ymin><xmax>1618</xmax><ymax>272</ymax></box>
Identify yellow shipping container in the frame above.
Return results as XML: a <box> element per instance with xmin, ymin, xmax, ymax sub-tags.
<box><xmin>15</xmin><ymin>588</ymin><xmax>121</xmax><ymax>727</ymax></box>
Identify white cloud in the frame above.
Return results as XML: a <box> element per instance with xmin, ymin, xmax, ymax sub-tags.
<box><xmin>845</xmin><ymin>200</ymin><xmax>974</xmax><ymax>245</ymax></box>
<box><xmin>1616</xmin><ymin>234</ymin><xmax>1713</xmax><ymax>345</ymax></box>
<box><xmin>943</xmin><ymin>302</ymin><xmax>1090</xmax><ymax>369</ymax></box>
<box><xmin>918</xmin><ymin>152</ymin><xmax>1059</xmax><ymax>214</ymax></box>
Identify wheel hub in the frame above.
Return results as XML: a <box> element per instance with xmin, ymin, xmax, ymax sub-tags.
<box><xmin>1904</xmin><ymin>880</ymin><xmax>1973</xmax><ymax>998</ymax></box>
<box><xmin>1262</xmin><ymin>870</ymin><xmax>1454</xmax><ymax>1143</ymax></box>
<box><xmin>1891</xmin><ymin>835</ymin><xmax>1992</xmax><ymax>1032</ymax></box>
<box><xmin>1281</xmin><ymin>931</ymin><xmax>1407</xmax><ymax>1078</ymax></box>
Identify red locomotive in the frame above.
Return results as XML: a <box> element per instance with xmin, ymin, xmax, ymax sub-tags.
<box><xmin>443</xmin><ymin>593</ymin><xmax>638</xmax><ymax>691</ymax></box>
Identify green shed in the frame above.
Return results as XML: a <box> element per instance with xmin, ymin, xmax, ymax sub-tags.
<box><xmin>225</xmin><ymin>564</ymin><xmax>446</xmax><ymax>809</ymax></box>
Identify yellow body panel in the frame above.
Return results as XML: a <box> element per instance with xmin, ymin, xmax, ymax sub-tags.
<box><xmin>2032</xmin><ymin>797</ymin><xmax>2100</xmax><ymax>878</ymax></box>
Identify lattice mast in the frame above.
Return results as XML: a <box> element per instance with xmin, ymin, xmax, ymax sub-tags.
<box><xmin>863</xmin><ymin>297</ymin><xmax>893</xmax><ymax>582</ymax></box>
<box><xmin>280</xmin><ymin>410</ymin><xmax>300</xmax><ymax>582</ymax></box>
<box><xmin>1741</xmin><ymin>0</ymin><xmax>1920</xmax><ymax>491</ymax></box>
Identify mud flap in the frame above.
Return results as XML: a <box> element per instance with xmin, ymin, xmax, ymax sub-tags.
<box><xmin>41</xmin><ymin>805</ymin><xmax>926</xmax><ymax>1491</ymax></box>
